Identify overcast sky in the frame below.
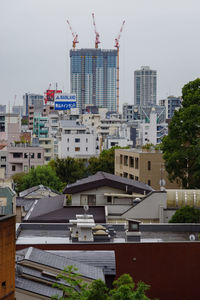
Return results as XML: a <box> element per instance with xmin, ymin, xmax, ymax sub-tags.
<box><xmin>1</xmin><ymin>0</ymin><xmax>200</xmax><ymax>110</ymax></box>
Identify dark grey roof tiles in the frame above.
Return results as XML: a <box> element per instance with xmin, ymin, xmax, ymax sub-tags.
<box><xmin>15</xmin><ymin>276</ymin><xmax>63</xmax><ymax>298</ymax></box>
<box><xmin>48</xmin><ymin>251</ymin><xmax>116</xmax><ymax>275</ymax></box>
<box><xmin>63</xmin><ymin>171</ymin><xmax>153</xmax><ymax>194</ymax></box>
<box><xmin>16</xmin><ymin>198</ymin><xmax>35</xmax><ymax>212</ymax></box>
<box><xmin>24</xmin><ymin>195</ymin><xmax>65</xmax><ymax>221</ymax></box>
<box><xmin>23</xmin><ymin>247</ymin><xmax>104</xmax><ymax>281</ymax></box>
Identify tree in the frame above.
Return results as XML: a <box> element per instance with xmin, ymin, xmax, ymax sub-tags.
<box><xmin>50</xmin><ymin>157</ymin><xmax>87</xmax><ymax>185</ymax></box>
<box><xmin>87</xmin><ymin>146</ymin><xmax>127</xmax><ymax>175</ymax></box>
<box><xmin>52</xmin><ymin>267</ymin><xmax>151</xmax><ymax>300</ymax></box>
<box><xmin>12</xmin><ymin>172</ymin><xmax>26</xmax><ymax>194</ymax></box>
<box><xmin>169</xmin><ymin>205</ymin><xmax>200</xmax><ymax>223</ymax></box>
<box><xmin>15</xmin><ymin>165</ymin><xmax>63</xmax><ymax>193</ymax></box>
<box><xmin>162</xmin><ymin>78</ymin><xmax>200</xmax><ymax>188</ymax></box>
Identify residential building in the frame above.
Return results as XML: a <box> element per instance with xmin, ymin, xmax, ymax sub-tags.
<box><xmin>159</xmin><ymin>95</ymin><xmax>182</xmax><ymax>119</ymax></box>
<box><xmin>16</xmin><ymin>247</ymin><xmax>105</xmax><ymax>299</ymax></box>
<box><xmin>39</xmin><ymin>137</ymin><xmax>55</xmax><ymax>163</ymax></box>
<box><xmin>136</xmin><ymin>108</ymin><xmax>168</xmax><ymax>145</ymax></box>
<box><xmin>134</xmin><ymin>66</ymin><xmax>157</xmax><ymax>106</ymax></box>
<box><xmin>58</xmin><ymin>120</ymin><xmax>98</xmax><ymax>158</ymax></box>
<box><xmin>19</xmin><ymin>185</ymin><xmax>60</xmax><ymax>199</ymax></box>
<box><xmin>7</xmin><ymin>144</ymin><xmax>44</xmax><ymax>177</ymax></box>
<box><xmin>0</xmin><ymin>186</ymin><xmax>16</xmax><ymax>216</ymax></box>
<box><xmin>70</xmin><ymin>48</ymin><xmax>117</xmax><ymax>112</ymax></box>
<box><xmin>0</xmin><ymin>215</ymin><xmax>15</xmax><ymax>300</ymax></box>
<box><xmin>63</xmin><ymin>171</ymin><xmax>153</xmax><ymax>207</ymax></box>
<box><xmin>23</xmin><ymin>93</ymin><xmax>44</xmax><ymax>116</ymax></box>
<box><xmin>115</xmin><ymin>148</ymin><xmax>180</xmax><ymax>190</ymax></box>
<box><xmin>16</xmin><ymin>221</ymin><xmax>200</xmax><ymax>300</ymax></box>
<box><xmin>0</xmin><ymin>113</ymin><xmax>21</xmax><ymax>144</ymax></box>
<box><xmin>123</xmin><ymin>104</ymin><xmax>166</xmax><ymax>123</ymax></box>
<box><xmin>33</xmin><ymin>114</ymin><xmax>48</xmax><ymax>138</ymax></box>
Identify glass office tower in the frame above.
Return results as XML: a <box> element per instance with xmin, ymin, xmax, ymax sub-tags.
<box><xmin>134</xmin><ymin>66</ymin><xmax>157</xmax><ymax>106</ymax></box>
<box><xmin>70</xmin><ymin>49</ymin><xmax>117</xmax><ymax>112</ymax></box>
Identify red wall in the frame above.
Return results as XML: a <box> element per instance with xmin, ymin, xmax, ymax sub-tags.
<box><xmin>16</xmin><ymin>242</ymin><xmax>200</xmax><ymax>300</ymax></box>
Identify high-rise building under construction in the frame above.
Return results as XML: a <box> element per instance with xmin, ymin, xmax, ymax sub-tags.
<box><xmin>70</xmin><ymin>48</ymin><xmax>117</xmax><ymax>112</ymax></box>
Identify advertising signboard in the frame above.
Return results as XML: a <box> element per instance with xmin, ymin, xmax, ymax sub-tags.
<box><xmin>54</xmin><ymin>93</ymin><xmax>76</xmax><ymax>110</ymax></box>
<box><xmin>44</xmin><ymin>89</ymin><xmax>62</xmax><ymax>104</ymax></box>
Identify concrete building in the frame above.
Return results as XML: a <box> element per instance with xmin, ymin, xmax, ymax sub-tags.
<box><xmin>33</xmin><ymin>114</ymin><xmax>48</xmax><ymax>138</ymax></box>
<box><xmin>7</xmin><ymin>144</ymin><xmax>44</xmax><ymax>177</ymax></box>
<box><xmin>123</xmin><ymin>104</ymin><xmax>166</xmax><ymax>123</ymax></box>
<box><xmin>115</xmin><ymin>148</ymin><xmax>180</xmax><ymax>190</ymax></box>
<box><xmin>12</xmin><ymin>105</ymin><xmax>23</xmax><ymax>117</ymax></box>
<box><xmin>70</xmin><ymin>49</ymin><xmax>117</xmax><ymax>112</ymax></box>
<box><xmin>134</xmin><ymin>66</ymin><xmax>157</xmax><ymax>106</ymax></box>
<box><xmin>23</xmin><ymin>93</ymin><xmax>44</xmax><ymax>116</ymax></box>
<box><xmin>137</xmin><ymin>108</ymin><xmax>168</xmax><ymax>145</ymax></box>
<box><xmin>0</xmin><ymin>113</ymin><xmax>21</xmax><ymax>145</ymax></box>
<box><xmin>39</xmin><ymin>137</ymin><xmax>55</xmax><ymax>163</ymax></box>
<box><xmin>58</xmin><ymin>120</ymin><xmax>98</xmax><ymax>159</ymax></box>
<box><xmin>159</xmin><ymin>95</ymin><xmax>182</xmax><ymax>119</ymax></box>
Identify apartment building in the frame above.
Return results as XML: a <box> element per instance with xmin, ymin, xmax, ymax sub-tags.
<box><xmin>115</xmin><ymin>148</ymin><xmax>180</xmax><ymax>190</ymax></box>
<box><xmin>7</xmin><ymin>144</ymin><xmax>44</xmax><ymax>177</ymax></box>
<box><xmin>39</xmin><ymin>137</ymin><xmax>55</xmax><ymax>163</ymax></box>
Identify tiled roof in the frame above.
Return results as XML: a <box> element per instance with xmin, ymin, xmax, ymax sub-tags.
<box><xmin>63</xmin><ymin>171</ymin><xmax>153</xmax><ymax>194</ymax></box>
<box><xmin>22</xmin><ymin>247</ymin><xmax>105</xmax><ymax>281</ymax></box>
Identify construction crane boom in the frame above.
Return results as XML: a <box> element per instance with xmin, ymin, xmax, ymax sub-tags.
<box><xmin>115</xmin><ymin>20</ymin><xmax>125</xmax><ymax>113</ymax></box>
<box><xmin>92</xmin><ymin>13</ymin><xmax>100</xmax><ymax>49</ymax></box>
<box><xmin>67</xmin><ymin>20</ymin><xmax>79</xmax><ymax>49</ymax></box>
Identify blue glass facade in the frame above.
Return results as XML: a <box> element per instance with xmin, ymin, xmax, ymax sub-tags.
<box><xmin>70</xmin><ymin>49</ymin><xmax>117</xmax><ymax>112</ymax></box>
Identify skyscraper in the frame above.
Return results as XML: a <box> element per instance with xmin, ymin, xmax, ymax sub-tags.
<box><xmin>134</xmin><ymin>66</ymin><xmax>157</xmax><ymax>106</ymax></box>
<box><xmin>70</xmin><ymin>49</ymin><xmax>117</xmax><ymax>112</ymax></box>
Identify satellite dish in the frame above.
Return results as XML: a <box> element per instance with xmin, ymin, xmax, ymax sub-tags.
<box><xmin>189</xmin><ymin>234</ymin><xmax>196</xmax><ymax>241</ymax></box>
<box><xmin>83</xmin><ymin>205</ymin><xmax>89</xmax><ymax>212</ymax></box>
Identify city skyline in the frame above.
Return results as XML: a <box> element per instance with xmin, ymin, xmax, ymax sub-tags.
<box><xmin>1</xmin><ymin>0</ymin><xmax>200</xmax><ymax>110</ymax></box>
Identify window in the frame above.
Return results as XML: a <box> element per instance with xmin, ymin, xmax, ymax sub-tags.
<box><xmin>37</xmin><ymin>153</ymin><xmax>41</xmax><ymax>159</ymax></box>
<box><xmin>1</xmin><ymin>281</ymin><xmax>6</xmax><ymax>288</ymax></box>
<box><xmin>75</xmin><ymin>138</ymin><xmax>80</xmax><ymax>143</ymax></box>
<box><xmin>107</xmin><ymin>196</ymin><xmax>112</xmax><ymax>203</ymax></box>
<box><xmin>129</xmin><ymin>157</ymin><xmax>134</xmax><ymax>168</ymax></box>
<box><xmin>135</xmin><ymin>158</ymin><xmax>139</xmax><ymax>169</ymax></box>
<box><xmin>123</xmin><ymin>172</ymin><xmax>128</xmax><ymax>178</ymax></box>
<box><xmin>135</xmin><ymin>176</ymin><xmax>139</xmax><ymax>181</ymax></box>
<box><xmin>129</xmin><ymin>174</ymin><xmax>134</xmax><ymax>180</ymax></box>
<box><xmin>124</xmin><ymin>156</ymin><xmax>128</xmax><ymax>166</ymax></box>
<box><xmin>67</xmin><ymin>147</ymin><xmax>69</xmax><ymax>151</ymax></box>
<box><xmin>86</xmin><ymin>147</ymin><xmax>88</xmax><ymax>152</ymax></box>
<box><xmin>148</xmin><ymin>180</ymin><xmax>151</xmax><ymax>186</ymax></box>
<box><xmin>24</xmin><ymin>165</ymin><xmax>28</xmax><ymax>172</ymax></box>
<box><xmin>75</xmin><ymin>147</ymin><xmax>80</xmax><ymax>152</ymax></box>
<box><xmin>67</xmin><ymin>138</ymin><xmax>69</xmax><ymax>142</ymax></box>
<box><xmin>120</xmin><ymin>155</ymin><xmax>123</xmax><ymax>164</ymax></box>
<box><xmin>86</xmin><ymin>138</ymin><xmax>88</xmax><ymax>143</ymax></box>
<box><xmin>13</xmin><ymin>153</ymin><xmax>21</xmax><ymax>158</ymax></box>
<box><xmin>12</xmin><ymin>165</ymin><xmax>16</xmax><ymax>171</ymax></box>
<box><xmin>88</xmin><ymin>195</ymin><xmax>96</xmax><ymax>205</ymax></box>
<box><xmin>147</xmin><ymin>161</ymin><xmax>151</xmax><ymax>170</ymax></box>
<box><xmin>31</xmin><ymin>153</ymin><xmax>34</xmax><ymax>159</ymax></box>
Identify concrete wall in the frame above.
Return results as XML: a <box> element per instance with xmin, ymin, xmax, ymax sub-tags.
<box><xmin>71</xmin><ymin>186</ymin><xmax>131</xmax><ymax>206</ymax></box>
<box><xmin>122</xmin><ymin>191</ymin><xmax>167</xmax><ymax>222</ymax></box>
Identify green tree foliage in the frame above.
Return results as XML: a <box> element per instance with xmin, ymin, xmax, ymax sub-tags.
<box><xmin>52</xmin><ymin>267</ymin><xmax>151</xmax><ymax>300</ymax></box>
<box><xmin>12</xmin><ymin>172</ymin><xmax>26</xmax><ymax>194</ymax></box>
<box><xmin>169</xmin><ymin>205</ymin><xmax>200</xmax><ymax>223</ymax></box>
<box><xmin>162</xmin><ymin>78</ymin><xmax>200</xmax><ymax>188</ymax></box>
<box><xmin>50</xmin><ymin>157</ymin><xmax>87</xmax><ymax>185</ymax></box>
<box><xmin>13</xmin><ymin>165</ymin><xmax>63</xmax><ymax>193</ymax></box>
<box><xmin>87</xmin><ymin>146</ymin><xmax>126</xmax><ymax>175</ymax></box>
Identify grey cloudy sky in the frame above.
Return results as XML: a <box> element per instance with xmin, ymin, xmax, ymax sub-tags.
<box><xmin>1</xmin><ymin>0</ymin><xmax>200</xmax><ymax>110</ymax></box>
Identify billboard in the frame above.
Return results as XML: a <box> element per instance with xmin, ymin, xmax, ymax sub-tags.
<box><xmin>44</xmin><ymin>89</ymin><xmax>62</xmax><ymax>104</ymax></box>
<box><xmin>54</xmin><ymin>93</ymin><xmax>76</xmax><ymax>110</ymax></box>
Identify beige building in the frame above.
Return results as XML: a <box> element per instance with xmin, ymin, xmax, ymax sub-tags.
<box><xmin>115</xmin><ymin>148</ymin><xmax>180</xmax><ymax>190</ymax></box>
<box><xmin>39</xmin><ymin>137</ymin><xmax>55</xmax><ymax>163</ymax></box>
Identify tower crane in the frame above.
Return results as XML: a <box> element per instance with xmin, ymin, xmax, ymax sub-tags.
<box><xmin>114</xmin><ymin>20</ymin><xmax>125</xmax><ymax>113</ymax></box>
<box><xmin>67</xmin><ymin>20</ymin><xmax>79</xmax><ymax>49</ymax></box>
<box><xmin>92</xmin><ymin>13</ymin><xmax>100</xmax><ymax>49</ymax></box>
